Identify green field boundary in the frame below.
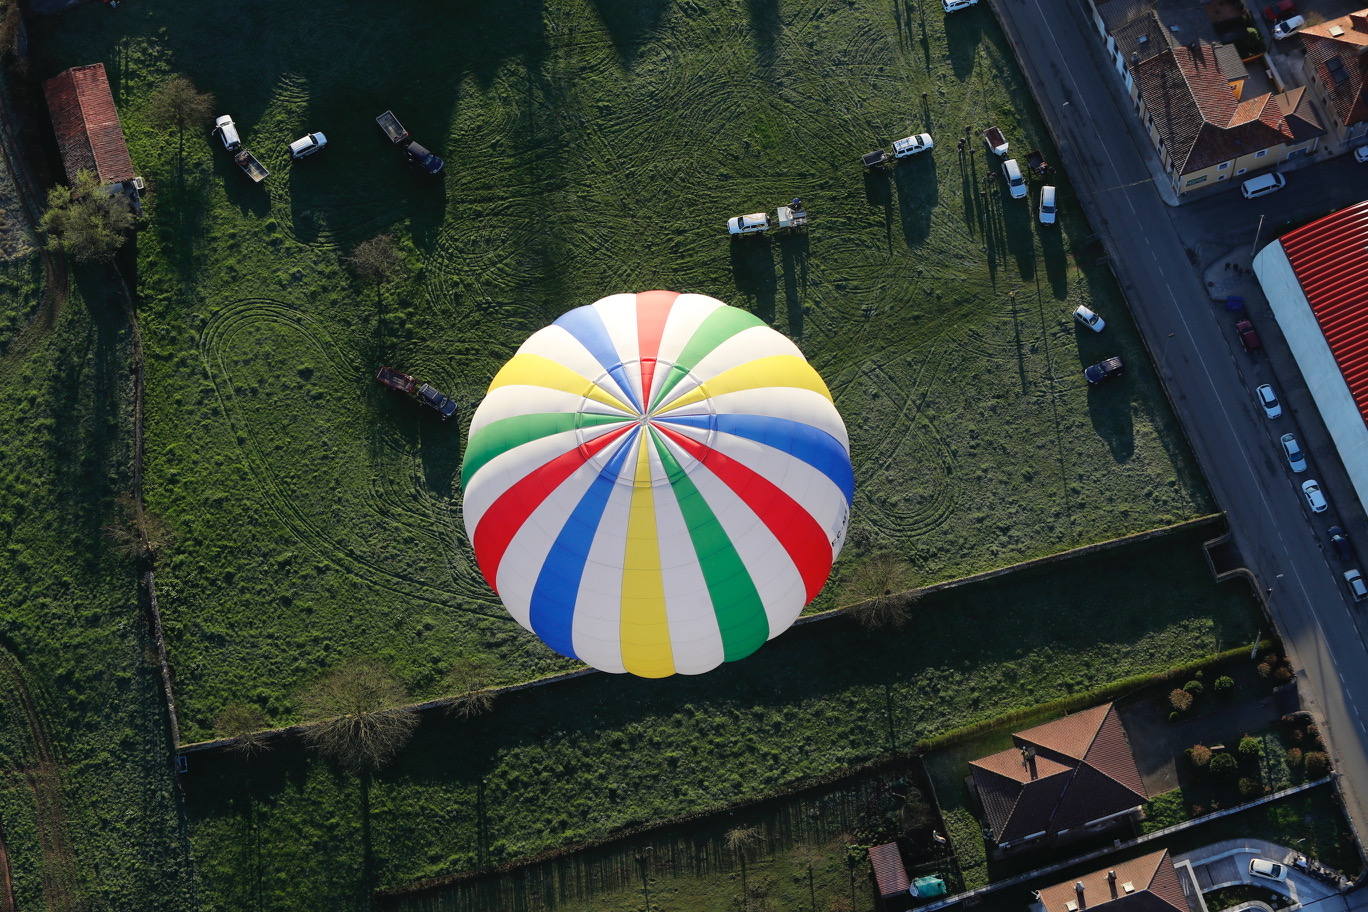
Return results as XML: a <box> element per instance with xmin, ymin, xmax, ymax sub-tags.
<box><xmin>177</xmin><ymin>512</ymin><xmax>1233</xmax><ymax>753</ymax></box>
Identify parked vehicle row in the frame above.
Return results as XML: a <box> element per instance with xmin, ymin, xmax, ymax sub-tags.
<box><xmin>727</xmin><ymin>199</ymin><xmax>808</xmax><ymax>237</ymax></box>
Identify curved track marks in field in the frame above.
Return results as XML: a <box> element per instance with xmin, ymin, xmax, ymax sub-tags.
<box><xmin>198</xmin><ymin>298</ymin><xmax>499</xmax><ymax>615</ymax></box>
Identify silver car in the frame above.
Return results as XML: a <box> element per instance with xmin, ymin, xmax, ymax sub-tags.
<box><xmin>1280</xmin><ymin>434</ymin><xmax>1306</xmax><ymax>473</ymax></box>
<box><xmin>1302</xmin><ymin>479</ymin><xmax>1328</xmax><ymax>514</ymax></box>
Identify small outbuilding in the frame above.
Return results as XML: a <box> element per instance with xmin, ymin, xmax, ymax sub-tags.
<box><xmin>43</xmin><ymin>63</ymin><xmax>137</xmax><ymax>189</ymax></box>
<box><xmin>869</xmin><ymin>841</ymin><xmax>910</xmax><ymax>903</ymax></box>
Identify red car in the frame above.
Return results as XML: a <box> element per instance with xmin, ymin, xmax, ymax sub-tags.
<box><xmin>1236</xmin><ymin>319</ymin><xmax>1262</xmax><ymax>352</ymax></box>
<box><xmin>1263</xmin><ymin>0</ymin><xmax>1295</xmax><ymax>22</ymax></box>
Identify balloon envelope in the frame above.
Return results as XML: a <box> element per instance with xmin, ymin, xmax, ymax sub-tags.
<box><xmin>462</xmin><ymin>291</ymin><xmax>852</xmax><ymax>677</ymax></box>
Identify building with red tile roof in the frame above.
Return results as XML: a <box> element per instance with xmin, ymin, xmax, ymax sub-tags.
<box><xmin>868</xmin><ymin>842</ymin><xmax>910</xmax><ymax>901</ymax></box>
<box><xmin>1254</xmin><ymin>201</ymin><xmax>1368</xmax><ymax>516</ymax></box>
<box><xmin>969</xmin><ymin>703</ymin><xmax>1147</xmax><ymax>849</ymax></box>
<box><xmin>43</xmin><ymin>63</ymin><xmax>135</xmax><ymax>186</ymax></box>
<box><xmin>1299</xmin><ymin>9</ymin><xmax>1368</xmax><ymax>148</ymax></box>
<box><xmin>1035</xmin><ymin>850</ymin><xmax>1196</xmax><ymax>912</ymax></box>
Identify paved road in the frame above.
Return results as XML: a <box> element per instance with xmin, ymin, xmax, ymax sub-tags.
<box><xmin>987</xmin><ymin>0</ymin><xmax>1368</xmax><ymax>845</ymax></box>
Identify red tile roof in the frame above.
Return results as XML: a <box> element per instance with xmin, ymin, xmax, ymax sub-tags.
<box><xmin>42</xmin><ymin>64</ymin><xmax>134</xmax><ymax>185</ymax></box>
<box><xmin>1300</xmin><ymin>10</ymin><xmax>1368</xmax><ymax>128</ymax></box>
<box><xmin>868</xmin><ymin>842</ymin><xmax>909</xmax><ymax>898</ymax></box>
<box><xmin>1131</xmin><ymin>42</ymin><xmax>1323</xmax><ymax>174</ymax></box>
<box><xmin>969</xmin><ymin>703</ymin><xmax>1146</xmax><ymax>844</ymax></box>
<box><xmin>1278</xmin><ymin>200</ymin><xmax>1368</xmax><ymax>424</ymax></box>
<box><xmin>1037</xmin><ymin>850</ymin><xmax>1192</xmax><ymax>912</ymax></box>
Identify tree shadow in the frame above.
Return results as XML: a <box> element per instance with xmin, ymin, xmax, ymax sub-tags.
<box><xmin>946</xmin><ymin>7</ymin><xmax>986</xmax><ymax>80</ymax></box>
<box><xmin>747</xmin><ymin>0</ymin><xmax>781</xmax><ymax>68</ymax></box>
<box><xmin>892</xmin><ymin>156</ymin><xmax>937</xmax><ymax>249</ymax></box>
<box><xmin>1039</xmin><ymin>216</ymin><xmax>1068</xmax><ymax>299</ymax></box>
<box><xmin>153</xmin><ymin>165</ymin><xmax>212</xmax><ymax>295</ymax></box>
<box><xmin>778</xmin><ymin>232</ymin><xmax>809</xmax><ymax>339</ymax></box>
<box><xmin>863</xmin><ymin>169</ymin><xmax>894</xmax><ymax>250</ymax></box>
<box><xmin>585</xmin><ymin>0</ymin><xmax>674</xmax><ymax>67</ymax></box>
<box><xmin>729</xmin><ymin>237</ymin><xmax>776</xmax><ymax>323</ymax></box>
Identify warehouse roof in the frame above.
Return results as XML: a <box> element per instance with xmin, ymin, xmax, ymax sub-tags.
<box><xmin>43</xmin><ymin>63</ymin><xmax>135</xmax><ymax>185</ymax></box>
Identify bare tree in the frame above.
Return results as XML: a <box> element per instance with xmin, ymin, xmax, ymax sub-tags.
<box><xmin>147</xmin><ymin>75</ymin><xmax>215</xmax><ymax>170</ymax></box>
<box><xmin>103</xmin><ymin>493</ymin><xmax>171</xmax><ymax>560</ymax></box>
<box><xmin>297</xmin><ymin>659</ymin><xmax>417</xmax><ymax>772</ymax></box>
<box><xmin>214</xmin><ymin>702</ymin><xmax>273</xmax><ymax>756</ymax></box>
<box><xmin>725</xmin><ymin>825</ymin><xmax>762</xmax><ymax>909</ymax></box>
<box><xmin>40</xmin><ymin>169</ymin><xmax>133</xmax><ymax>262</ymax></box>
<box><xmin>841</xmin><ymin>553</ymin><xmax>919</xmax><ymax>629</ymax></box>
<box><xmin>444</xmin><ymin>657</ymin><xmax>497</xmax><ymax>719</ymax></box>
<box><xmin>347</xmin><ymin>234</ymin><xmax>404</xmax><ymax>288</ymax></box>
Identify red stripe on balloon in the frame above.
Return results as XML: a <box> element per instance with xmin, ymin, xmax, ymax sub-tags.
<box><xmin>473</xmin><ymin>423</ymin><xmax>636</xmax><ymax>592</ymax></box>
<box><xmin>655</xmin><ymin>425</ymin><xmax>832</xmax><ymax>603</ymax></box>
<box><xmin>635</xmin><ymin>290</ymin><xmax>678</xmax><ymax>408</ymax></box>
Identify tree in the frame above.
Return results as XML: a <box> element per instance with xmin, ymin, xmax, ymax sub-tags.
<box><xmin>1183</xmin><ymin>679</ymin><xmax>1204</xmax><ymax>697</ymax></box>
<box><xmin>40</xmin><ymin>169</ymin><xmax>133</xmax><ymax>262</ymax></box>
<box><xmin>297</xmin><ymin>659</ymin><xmax>418</xmax><ymax>772</ymax></box>
<box><xmin>725</xmin><ymin>825</ymin><xmax>762</xmax><ymax>909</ymax></box>
<box><xmin>214</xmin><ymin>702</ymin><xmax>273</xmax><ymax>756</ymax></box>
<box><xmin>1213</xmin><ymin>675</ymin><xmax>1235</xmax><ymax>695</ymax></box>
<box><xmin>1304</xmin><ymin>751</ymin><xmax>1331</xmax><ymax>777</ymax></box>
<box><xmin>1168</xmin><ymin>688</ymin><xmax>1193</xmax><ymax>713</ymax></box>
<box><xmin>1210</xmin><ymin>752</ymin><xmax>1239</xmax><ymax>777</ymax></box>
<box><xmin>842</xmin><ymin>554</ymin><xmax>918</xmax><ymax>630</ymax></box>
<box><xmin>1237</xmin><ymin>735</ymin><xmax>1262</xmax><ymax>758</ymax></box>
<box><xmin>1187</xmin><ymin>744</ymin><xmax>1212</xmax><ymax>768</ymax></box>
<box><xmin>103</xmin><ymin>492</ymin><xmax>171</xmax><ymax>560</ymax></box>
<box><xmin>147</xmin><ymin>75</ymin><xmax>215</xmax><ymax>167</ymax></box>
<box><xmin>348</xmin><ymin>234</ymin><xmax>403</xmax><ymax>288</ymax></box>
<box><xmin>444</xmin><ymin>656</ymin><xmax>497</xmax><ymax>719</ymax></box>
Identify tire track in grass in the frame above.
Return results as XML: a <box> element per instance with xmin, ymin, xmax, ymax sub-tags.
<box><xmin>198</xmin><ymin>299</ymin><xmax>499</xmax><ymax>616</ymax></box>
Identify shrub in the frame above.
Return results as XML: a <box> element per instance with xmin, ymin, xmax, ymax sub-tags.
<box><xmin>1184</xmin><ymin>680</ymin><xmax>1204</xmax><ymax>697</ymax></box>
<box><xmin>1237</xmin><ymin>735</ymin><xmax>1262</xmax><ymax>758</ymax></box>
<box><xmin>1286</xmin><ymin>748</ymin><xmax>1303</xmax><ymax>768</ymax></box>
<box><xmin>297</xmin><ymin>659</ymin><xmax>418</xmax><ymax>772</ymax></box>
<box><xmin>1238</xmin><ymin>777</ymin><xmax>1261</xmax><ymax>798</ymax></box>
<box><xmin>40</xmin><ymin>169</ymin><xmax>134</xmax><ymax>262</ymax></box>
<box><xmin>1257</xmin><ymin>662</ymin><xmax>1273</xmax><ymax>679</ymax></box>
<box><xmin>1306</xmin><ymin>723</ymin><xmax>1323</xmax><ymax>750</ymax></box>
<box><xmin>1272</xmin><ymin>665</ymin><xmax>1294</xmax><ymax>685</ymax></box>
<box><xmin>1214</xmin><ymin>675</ymin><xmax>1235</xmax><ymax>695</ymax></box>
<box><xmin>1210</xmin><ymin>753</ymin><xmax>1239</xmax><ymax>777</ymax></box>
<box><xmin>1168</xmin><ymin>711</ymin><xmax>1180</xmax><ymax>722</ymax></box>
<box><xmin>1305</xmin><ymin>751</ymin><xmax>1331</xmax><ymax>777</ymax></box>
<box><xmin>1188</xmin><ymin>744</ymin><xmax>1213</xmax><ymax>768</ymax></box>
<box><xmin>1169</xmin><ymin>688</ymin><xmax>1194</xmax><ymax>713</ymax></box>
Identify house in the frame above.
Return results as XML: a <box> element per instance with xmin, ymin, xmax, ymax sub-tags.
<box><xmin>968</xmin><ymin>703</ymin><xmax>1146</xmax><ymax>850</ymax></box>
<box><xmin>42</xmin><ymin>63</ymin><xmax>138</xmax><ymax>191</ymax></box>
<box><xmin>1298</xmin><ymin>9</ymin><xmax>1368</xmax><ymax>149</ymax></box>
<box><xmin>1034</xmin><ymin>849</ymin><xmax>1198</xmax><ymax>912</ymax></box>
<box><xmin>1083</xmin><ymin>2</ymin><xmax>1323</xmax><ymax>197</ymax></box>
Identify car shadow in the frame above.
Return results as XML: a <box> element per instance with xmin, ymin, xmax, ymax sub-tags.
<box><xmin>892</xmin><ymin>154</ymin><xmax>937</xmax><ymax>248</ymax></box>
<box><xmin>729</xmin><ymin>236</ymin><xmax>777</xmax><ymax>323</ymax></box>
<box><xmin>778</xmin><ymin>232</ymin><xmax>809</xmax><ymax>338</ymax></box>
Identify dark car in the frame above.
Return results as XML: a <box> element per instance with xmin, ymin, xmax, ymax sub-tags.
<box><xmin>1236</xmin><ymin>319</ymin><xmax>1262</xmax><ymax>352</ymax></box>
<box><xmin>416</xmin><ymin>383</ymin><xmax>458</xmax><ymax>419</ymax></box>
<box><xmin>405</xmin><ymin>140</ymin><xmax>444</xmax><ymax>175</ymax></box>
<box><xmin>1262</xmin><ymin>0</ymin><xmax>1295</xmax><ymax>22</ymax></box>
<box><xmin>1330</xmin><ymin>526</ymin><xmax>1354</xmax><ymax>562</ymax></box>
<box><xmin>1084</xmin><ymin>355</ymin><xmax>1125</xmax><ymax>385</ymax></box>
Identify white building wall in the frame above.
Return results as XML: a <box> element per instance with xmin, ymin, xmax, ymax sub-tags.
<box><xmin>1254</xmin><ymin>241</ymin><xmax>1368</xmax><ymax>516</ymax></box>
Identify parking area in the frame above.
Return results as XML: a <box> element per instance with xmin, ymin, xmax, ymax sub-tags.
<box><xmin>1178</xmin><ymin>839</ymin><xmax>1349</xmax><ymax>906</ymax></box>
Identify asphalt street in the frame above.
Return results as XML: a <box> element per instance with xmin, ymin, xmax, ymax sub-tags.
<box><xmin>987</xmin><ymin>0</ymin><xmax>1368</xmax><ymax>848</ymax></box>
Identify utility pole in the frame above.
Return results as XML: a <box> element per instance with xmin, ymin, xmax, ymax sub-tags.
<box><xmin>1251</xmin><ymin>213</ymin><xmax>1266</xmax><ymax>260</ymax></box>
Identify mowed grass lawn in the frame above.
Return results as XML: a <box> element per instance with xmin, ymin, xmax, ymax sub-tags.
<box><xmin>36</xmin><ymin>0</ymin><xmax>1210</xmax><ymax>738</ymax></box>
<box><xmin>184</xmin><ymin>520</ymin><xmax>1258</xmax><ymax>910</ymax></box>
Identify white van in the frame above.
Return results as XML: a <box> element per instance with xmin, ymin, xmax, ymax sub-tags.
<box><xmin>212</xmin><ymin>114</ymin><xmax>242</xmax><ymax>152</ymax></box>
<box><xmin>1241</xmin><ymin>172</ymin><xmax>1285</xmax><ymax>199</ymax></box>
<box><xmin>1002</xmin><ymin>159</ymin><xmax>1027</xmax><ymax>199</ymax></box>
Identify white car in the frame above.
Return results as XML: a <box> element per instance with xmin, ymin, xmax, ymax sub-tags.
<box><xmin>1002</xmin><ymin>158</ymin><xmax>1027</xmax><ymax>199</ymax></box>
<box><xmin>1280</xmin><ymin>433</ymin><xmax>1306</xmax><ymax>473</ymax></box>
<box><xmin>727</xmin><ymin>212</ymin><xmax>769</xmax><ymax>236</ymax></box>
<box><xmin>943</xmin><ymin>0</ymin><xmax>979</xmax><ymax>10</ymax></box>
<box><xmin>1272</xmin><ymin>15</ymin><xmax>1306</xmax><ymax>39</ymax></box>
<box><xmin>1073</xmin><ymin>305</ymin><xmax>1105</xmax><ymax>333</ymax></box>
<box><xmin>892</xmin><ymin>133</ymin><xmax>934</xmax><ymax>159</ymax></box>
<box><xmin>1250</xmin><ymin>859</ymin><xmax>1285</xmax><ymax>881</ymax></box>
<box><xmin>1302</xmin><ymin>479</ymin><xmax>1328</xmax><ymax>514</ymax></box>
<box><xmin>1354</xmin><ymin>146</ymin><xmax>1368</xmax><ymax>164</ymax></box>
<box><xmin>212</xmin><ymin>114</ymin><xmax>242</xmax><ymax>152</ymax></box>
<box><xmin>1256</xmin><ymin>383</ymin><xmax>1282</xmax><ymax>419</ymax></box>
<box><xmin>1038</xmin><ymin>185</ymin><xmax>1057</xmax><ymax>225</ymax></box>
<box><xmin>1241</xmin><ymin>172</ymin><xmax>1285</xmax><ymax>199</ymax></box>
<box><xmin>288</xmin><ymin>132</ymin><xmax>328</xmax><ymax>159</ymax></box>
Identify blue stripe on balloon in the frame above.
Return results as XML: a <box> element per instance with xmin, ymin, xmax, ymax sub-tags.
<box><xmin>655</xmin><ymin>413</ymin><xmax>854</xmax><ymax>504</ymax></box>
<box><xmin>554</xmin><ymin>307</ymin><xmax>643</xmax><ymax>412</ymax></box>
<box><xmin>528</xmin><ymin>426</ymin><xmax>639</xmax><ymax>660</ymax></box>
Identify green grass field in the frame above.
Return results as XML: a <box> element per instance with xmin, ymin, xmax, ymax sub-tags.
<box><xmin>31</xmin><ymin>0</ymin><xmax>1214</xmax><ymax>739</ymax></box>
<box><xmin>183</xmin><ymin>519</ymin><xmax>1258</xmax><ymax>910</ymax></box>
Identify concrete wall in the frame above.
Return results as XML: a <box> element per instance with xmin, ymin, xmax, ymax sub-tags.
<box><xmin>1253</xmin><ymin>241</ymin><xmax>1368</xmax><ymax>517</ymax></box>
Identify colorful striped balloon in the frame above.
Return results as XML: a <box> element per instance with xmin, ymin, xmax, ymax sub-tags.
<box><xmin>462</xmin><ymin>291</ymin><xmax>853</xmax><ymax>677</ymax></box>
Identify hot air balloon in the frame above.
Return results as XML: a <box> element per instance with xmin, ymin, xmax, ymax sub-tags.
<box><xmin>461</xmin><ymin>291</ymin><xmax>852</xmax><ymax>677</ymax></box>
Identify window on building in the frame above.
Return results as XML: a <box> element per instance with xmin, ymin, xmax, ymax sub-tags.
<box><xmin>1186</xmin><ymin>175</ymin><xmax>1208</xmax><ymax>186</ymax></box>
<box><xmin>1255</xmin><ymin>149</ymin><xmax>1268</xmax><ymax>158</ymax></box>
<box><xmin>1218</xmin><ymin>162</ymin><xmax>1230</xmax><ymax>170</ymax></box>
<box><xmin>1237</xmin><ymin>167</ymin><xmax>1248</xmax><ymax>175</ymax></box>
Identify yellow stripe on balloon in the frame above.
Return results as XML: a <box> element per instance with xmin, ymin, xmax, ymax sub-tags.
<box><xmin>654</xmin><ymin>355</ymin><xmax>833</xmax><ymax>415</ymax></box>
<box><xmin>619</xmin><ymin>436</ymin><xmax>674</xmax><ymax>678</ymax></box>
<box><xmin>488</xmin><ymin>353</ymin><xmax>633</xmax><ymax>414</ymax></box>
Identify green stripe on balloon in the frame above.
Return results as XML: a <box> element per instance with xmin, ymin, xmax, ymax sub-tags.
<box><xmin>462</xmin><ymin>412</ymin><xmax>630</xmax><ymax>489</ymax></box>
<box><xmin>648</xmin><ymin>306</ymin><xmax>766</xmax><ymax>411</ymax></box>
<box><xmin>648</xmin><ymin>427</ymin><xmax>768</xmax><ymax>661</ymax></box>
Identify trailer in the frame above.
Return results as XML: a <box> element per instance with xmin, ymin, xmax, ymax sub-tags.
<box><xmin>862</xmin><ymin>149</ymin><xmax>891</xmax><ymax>170</ymax></box>
<box><xmin>375</xmin><ymin>366</ymin><xmax>417</xmax><ymax>393</ymax></box>
<box><xmin>233</xmin><ymin>149</ymin><xmax>268</xmax><ymax>183</ymax></box>
<box><xmin>376</xmin><ymin>110</ymin><xmax>411</xmax><ymax>145</ymax></box>
<box><xmin>376</xmin><ymin>367</ymin><xmax>457</xmax><ymax>419</ymax></box>
<box><xmin>775</xmin><ymin>199</ymin><xmax>808</xmax><ymax>231</ymax></box>
<box><xmin>1026</xmin><ymin>149</ymin><xmax>1052</xmax><ymax>177</ymax></box>
<box><xmin>982</xmin><ymin>126</ymin><xmax>1009</xmax><ymax>157</ymax></box>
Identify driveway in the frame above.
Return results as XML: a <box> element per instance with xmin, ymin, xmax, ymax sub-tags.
<box><xmin>1178</xmin><ymin>839</ymin><xmax>1347</xmax><ymax>905</ymax></box>
<box><xmin>988</xmin><ymin>0</ymin><xmax>1368</xmax><ymax>850</ymax></box>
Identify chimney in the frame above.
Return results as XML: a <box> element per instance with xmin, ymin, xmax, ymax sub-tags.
<box><xmin>1021</xmin><ymin>745</ymin><xmax>1038</xmax><ymax>779</ymax></box>
<box><xmin>1108</xmin><ymin>870</ymin><xmax>1118</xmax><ymax>897</ymax></box>
<box><xmin>1352</xmin><ymin>12</ymin><xmax>1368</xmax><ymax>33</ymax></box>
<box><xmin>1076</xmin><ymin>881</ymin><xmax>1087</xmax><ymax>910</ymax></box>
